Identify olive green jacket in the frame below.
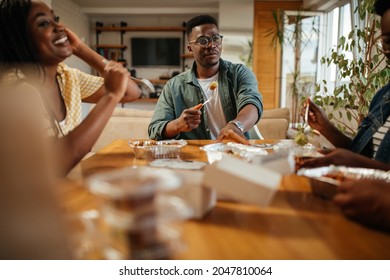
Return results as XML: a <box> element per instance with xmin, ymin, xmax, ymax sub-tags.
<box><xmin>148</xmin><ymin>59</ymin><xmax>263</xmax><ymax>140</ymax></box>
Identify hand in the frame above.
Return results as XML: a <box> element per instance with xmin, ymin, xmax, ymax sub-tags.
<box><xmin>333</xmin><ymin>179</ymin><xmax>390</xmax><ymax>231</ymax></box>
<box><xmin>103</xmin><ymin>61</ymin><xmax>129</xmax><ymax>101</ymax></box>
<box><xmin>217</xmin><ymin>122</ymin><xmax>246</xmax><ymax>140</ymax></box>
<box><xmin>174</xmin><ymin>105</ymin><xmax>202</xmax><ymax>133</ymax></box>
<box><xmin>301</xmin><ymin>98</ymin><xmax>330</xmax><ymax>133</ymax></box>
<box><xmin>300</xmin><ymin>148</ymin><xmax>370</xmax><ymax>169</ymax></box>
<box><xmin>65</xmin><ymin>28</ymin><xmax>83</xmax><ymax>54</ymax></box>
<box><xmin>216</xmin><ymin>128</ymin><xmax>249</xmax><ymax>145</ymax></box>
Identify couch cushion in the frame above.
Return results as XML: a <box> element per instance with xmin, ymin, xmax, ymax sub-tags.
<box><xmin>257</xmin><ymin>118</ymin><xmax>289</xmax><ymax>139</ymax></box>
<box><xmin>92</xmin><ymin>108</ymin><xmax>153</xmax><ymax>152</ymax></box>
<box><xmin>112</xmin><ymin>107</ymin><xmax>154</xmax><ymax>118</ymax></box>
<box><xmin>262</xmin><ymin>107</ymin><xmax>290</xmax><ymax>123</ymax></box>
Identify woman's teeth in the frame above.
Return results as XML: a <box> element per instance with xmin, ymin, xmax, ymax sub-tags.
<box><xmin>54</xmin><ymin>37</ymin><xmax>68</xmax><ymax>45</ymax></box>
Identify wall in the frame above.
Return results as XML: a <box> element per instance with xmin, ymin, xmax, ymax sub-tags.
<box><xmin>52</xmin><ymin>0</ymin><xmax>90</xmax><ymax>73</ymax></box>
<box><xmin>90</xmin><ymin>14</ymin><xmax>196</xmax><ymax>79</ymax></box>
<box><xmin>89</xmin><ymin>1</ymin><xmax>254</xmax><ymax>80</ymax></box>
<box><xmin>252</xmin><ymin>1</ymin><xmax>303</xmax><ymax>110</ymax></box>
<box><xmin>219</xmin><ymin>0</ymin><xmax>254</xmax><ymax>65</ymax></box>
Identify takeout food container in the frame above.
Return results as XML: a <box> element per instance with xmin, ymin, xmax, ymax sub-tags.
<box><xmin>128</xmin><ymin>140</ymin><xmax>187</xmax><ymax>159</ymax></box>
<box><xmin>298</xmin><ymin>165</ymin><xmax>390</xmax><ymax>199</ymax></box>
<box><xmin>200</xmin><ymin>142</ymin><xmax>268</xmax><ymax>164</ymax></box>
<box><xmin>203</xmin><ymin>154</ymin><xmax>281</xmax><ymax>207</ymax></box>
<box><xmin>87</xmin><ymin>167</ymin><xmax>190</xmax><ymax>260</ymax></box>
<box><xmin>87</xmin><ymin>167</ymin><xmax>182</xmax><ymax>207</ymax></box>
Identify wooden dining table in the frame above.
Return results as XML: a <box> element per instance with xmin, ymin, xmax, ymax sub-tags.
<box><xmin>62</xmin><ymin>139</ymin><xmax>390</xmax><ymax>260</ymax></box>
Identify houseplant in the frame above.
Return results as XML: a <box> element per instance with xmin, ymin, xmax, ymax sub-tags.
<box><xmin>314</xmin><ymin>0</ymin><xmax>390</xmax><ymax>136</ymax></box>
<box><xmin>267</xmin><ymin>9</ymin><xmax>320</xmax><ymax>129</ymax></box>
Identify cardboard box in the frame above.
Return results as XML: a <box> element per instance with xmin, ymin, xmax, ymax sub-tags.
<box><xmin>168</xmin><ymin>169</ymin><xmax>216</xmax><ymax>219</ymax></box>
<box><xmin>202</xmin><ymin>155</ymin><xmax>281</xmax><ymax>207</ymax></box>
<box><xmin>251</xmin><ymin>150</ymin><xmax>295</xmax><ymax>175</ymax></box>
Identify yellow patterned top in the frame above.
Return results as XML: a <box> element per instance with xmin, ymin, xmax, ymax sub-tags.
<box><xmin>1</xmin><ymin>64</ymin><xmax>104</xmax><ymax>137</ymax></box>
<box><xmin>56</xmin><ymin>63</ymin><xmax>104</xmax><ymax>135</ymax></box>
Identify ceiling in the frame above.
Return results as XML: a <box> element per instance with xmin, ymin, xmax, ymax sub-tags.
<box><xmin>70</xmin><ymin>0</ymin><xmax>228</xmax><ymax>16</ymax></box>
<box><xmin>71</xmin><ymin>0</ymin><xmax>220</xmax><ymax>9</ymax></box>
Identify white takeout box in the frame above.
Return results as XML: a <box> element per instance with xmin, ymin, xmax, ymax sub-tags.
<box><xmin>202</xmin><ymin>154</ymin><xmax>281</xmax><ymax>207</ymax></box>
<box><xmin>167</xmin><ymin>169</ymin><xmax>216</xmax><ymax>219</ymax></box>
<box><xmin>251</xmin><ymin>150</ymin><xmax>295</xmax><ymax>175</ymax></box>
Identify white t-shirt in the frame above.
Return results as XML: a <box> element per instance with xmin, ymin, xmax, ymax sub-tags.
<box><xmin>197</xmin><ymin>73</ymin><xmax>227</xmax><ymax>139</ymax></box>
<box><xmin>373</xmin><ymin>115</ymin><xmax>390</xmax><ymax>157</ymax></box>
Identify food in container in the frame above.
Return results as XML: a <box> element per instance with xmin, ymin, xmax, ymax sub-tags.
<box><xmin>87</xmin><ymin>167</ymin><xmax>191</xmax><ymax>260</ymax></box>
<box><xmin>128</xmin><ymin>140</ymin><xmax>187</xmax><ymax>159</ymax></box>
<box><xmin>298</xmin><ymin>165</ymin><xmax>390</xmax><ymax>199</ymax></box>
<box><xmin>274</xmin><ymin>141</ymin><xmax>322</xmax><ymax>171</ymax></box>
<box><xmin>200</xmin><ymin>142</ymin><xmax>268</xmax><ymax>164</ymax></box>
<box><xmin>218</xmin><ymin>129</ymin><xmax>250</xmax><ymax>145</ymax></box>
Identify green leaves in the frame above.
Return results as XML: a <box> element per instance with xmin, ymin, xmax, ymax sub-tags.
<box><xmin>313</xmin><ymin>0</ymin><xmax>387</xmax><ymax>136</ymax></box>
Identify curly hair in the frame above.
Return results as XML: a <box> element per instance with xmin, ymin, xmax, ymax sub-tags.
<box><xmin>374</xmin><ymin>0</ymin><xmax>390</xmax><ymax>17</ymax></box>
<box><xmin>186</xmin><ymin>14</ymin><xmax>218</xmax><ymax>38</ymax></box>
<box><xmin>0</xmin><ymin>0</ymin><xmax>42</xmax><ymax>74</ymax></box>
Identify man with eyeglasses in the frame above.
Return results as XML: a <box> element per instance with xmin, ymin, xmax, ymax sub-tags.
<box><xmin>149</xmin><ymin>14</ymin><xmax>263</xmax><ymax>141</ymax></box>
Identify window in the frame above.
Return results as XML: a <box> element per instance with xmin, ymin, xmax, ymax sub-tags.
<box><xmin>319</xmin><ymin>2</ymin><xmax>353</xmax><ymax>96</ymax></box>
<box><xmin>279</xmin><ymin>11</ymin><xmax>322</xmax><ymax>125</ymax></box>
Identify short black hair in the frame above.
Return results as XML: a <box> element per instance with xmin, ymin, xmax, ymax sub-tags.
<box><xmin>374</xmin><ymin>0</ymin><xmax>390</xmax><ymax>17</ymax></box>
<box><xmin>186</xmin><ymin>14</ymin><xmax>218</xmax><ymax>37</ymax></box>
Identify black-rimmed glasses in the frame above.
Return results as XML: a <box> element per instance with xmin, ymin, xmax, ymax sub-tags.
<box><xmin>188</xmin><ymin>34</ymin><xmax>224</xmax><ymax>47</ymax></box>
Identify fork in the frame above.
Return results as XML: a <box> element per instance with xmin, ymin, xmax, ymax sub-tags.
<box><xmin>202</xmin><ymin>98</ymin><xmax>212</xmax><ymax>107</ymax></box>
<box><xmin>304</xmin><ymin>98</ymin><xmax>310</xmax><ymax>126</ymax></box>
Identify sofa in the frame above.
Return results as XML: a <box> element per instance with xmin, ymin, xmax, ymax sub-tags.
<box><xmin>91</xmin><ymin>107</ymin><xmax>290</xmax><ymax>152</ymax></box>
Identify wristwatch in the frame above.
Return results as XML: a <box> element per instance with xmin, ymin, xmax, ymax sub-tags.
<box><xmin>228</xmin><ymin>120</ymin><xmax>244</xmax><ymax>133</ymax></box>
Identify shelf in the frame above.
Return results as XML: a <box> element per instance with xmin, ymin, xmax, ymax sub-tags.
<box><xmin>150</xmin><ymin>79</ymin><xmax>169</xmax><ymax>85</ymax></box>
<box><xmin>96</xmin><ymin>26</ymin><xmax>185</xmax><ymax>32</ymax></box>
<box><xmin>96</xmin><ymin>44</ymin><xmax>127</xmax><ymax>49</ymax></box>
<box><xmin>96</xmin><ymin>22</ymin><xmax>188</xmax><ymax>71</ymax></box>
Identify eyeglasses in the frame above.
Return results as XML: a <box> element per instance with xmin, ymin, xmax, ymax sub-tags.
<box><xmin>188</xmin><ymin>34</ymin><xmax>224</xmax><ymax>47</ymax></box>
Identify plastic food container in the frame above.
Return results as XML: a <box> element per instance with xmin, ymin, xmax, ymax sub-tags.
<box><xmin>86</xmin><ymin>167</ymin><xmax>191</xmax><ymax>260</ymax></box>
<box><xmin>200</xmin><ymin>142</ymin><xmax>268</xmax><ymax>164</ymax></box>
<box><xmin>128</xmin><ymin>140</ymin><xmax>187</xmax><ymax>159</ymax></box>
<box><xmin>298</xmin><ymin>165</ymin><xmax>390</xmax><ymax>199</ymax></box>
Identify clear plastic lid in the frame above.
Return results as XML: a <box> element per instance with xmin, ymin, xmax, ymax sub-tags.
<box><xmin>87</xmin><ymin>167</ymin><xmax>182</xmax><ymax>200</ymax></box>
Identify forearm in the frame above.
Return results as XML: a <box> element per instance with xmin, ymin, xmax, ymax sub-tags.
<box><xmin>353</xmin><ymin>156</ymin><xmax>390</xmax><ymax>171</ymax></box>
<box><xmin>233</xmin><ymin>104</ymin><xmax>259</xmax><ymax>132</ymax></box>
<box><xmin>56</xmin><ymin>93</ymin><xmax>120</xmax><ymax>174</ymax></box>
<box><xmin>319</xmin><ymin>121</ymin><xmax>352</xmax><ymax>148</ymax></box>
<box><xmin>73</xmin><ymin>44</ymin><xmax>141</xmax><ymax>102</ymax></box>
<box><xmin>163</xmin><ymin>120</ymin><xmax>181</xmax><ymax>138</ymax></box>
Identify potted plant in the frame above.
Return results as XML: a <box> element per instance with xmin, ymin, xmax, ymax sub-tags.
<box><xmin>267</xmin><ymin>8</ymin><xmax>320</xmax><ymax>129</ymax></box>
<box><xmin>314</xmin><ymin>0</ymin><xmax>390</xmax><ymax>136</ymax></box>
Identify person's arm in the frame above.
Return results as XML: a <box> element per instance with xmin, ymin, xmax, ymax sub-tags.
<box><xmin>54</xmin><ymin>61</ymin><xmax>128</xmax><ymax>175</ymax></box>
<box><xmin>163</xmin><ymin>103</ymin><xmax>202</xmax><ymax>138</ymax></box>
<box><xmin>300</xmin><ymin>148</ymin><xmax>390</xmax><ymax>171</ymax></box>
<box><xmin>304</xmin><ymin>98</ymin><xmax>351</xmax><ymax>148</ymax></box>
<box><xmin>333</xmin><ymin>179</ymin><xmax>390</xmax><ymax>231</ymax></box>
<box><xmin>66</xmin><ymin>28</ymin><xmax>141</xmax><ymax>103</ymax></box>
<box><xmin>217</xmin><ymin>104</ymin><xmax>258</xmax><ymax>140</ymax></box>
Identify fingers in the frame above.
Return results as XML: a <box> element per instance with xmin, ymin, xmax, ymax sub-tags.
<box><xmin>300</xmin><ymin>156</ymin><xmax>332</xmax><ymax>168</ymax></box>
<box><xmin>192</xmin><ymin>103</ymin><xmax>203</xmax><ymax>110</ymax></box>
<box><xmin>179</xmin><ymin>109</ymin><xmax>201</xmax><ymax>132</ymax></box>
<box><xmin>318</xmin><ymin>148</ymin><xmax>334</xmax><ymax>155</ymax></box>
<box><xmin>216</xmin><ymin>129</ymin><xmax>249</xmax><ymax>144</ymax></box>
<box><xmin>103</xmin><ymin>61</ymin><xmax>129</xmax><ymax>97</ymax></box>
